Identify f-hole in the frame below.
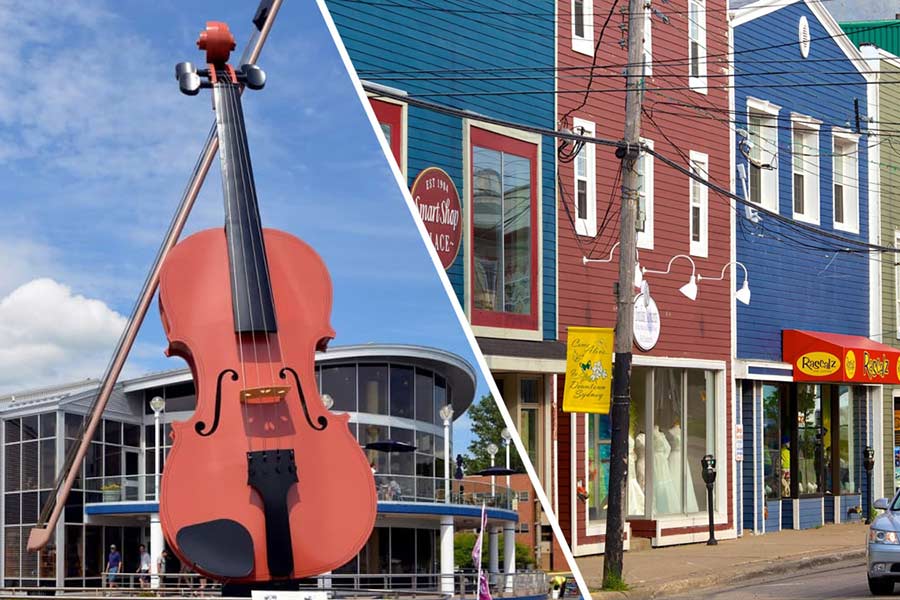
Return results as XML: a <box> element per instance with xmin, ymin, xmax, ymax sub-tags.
<box><xmin>196</xmin><ymin>369</ymin><xmax>238</xmax><ymax>436</ymax></box>
<box><xmin>279</xmin><ymin>367</ymin><xmax>327</xmax><ymax>431</ymax></box>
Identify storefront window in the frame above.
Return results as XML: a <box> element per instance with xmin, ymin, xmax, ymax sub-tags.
<box><xmin>653</xmin><ymin>369</ymin><xmax>684</xmax><ymax>515</ymax></box>
<box><xmin>762</xmin><ymin>384</ymin><xmax>782</xmax><ymax>499</ymax></box>
<box><xmin>686</xmin><ymin>370</ymin><xmax>714</xmax><ymax>512</ymax></box>
<box><xmin>587</xmin><ymin>414</ymin><xmax>610</xmax><ymax>525</ymax></box>
<box><xmin>415</xmin><ymin>369</ymin><xmax>434</xmax><ymax>424</ymax></box>
<box><xmin>796</xmin><ymin>384</ymin><xmax>823</xmax><ymax>495</ymax></box>
<box><xmin>838</xmin><ymin>386</ymin><xmax>855</xmax><ymax>494</ymax></box>
<box><xmin>629</xmin><ymin>368</ymin><xmax>648</xmax><ymax>516</ymax></box>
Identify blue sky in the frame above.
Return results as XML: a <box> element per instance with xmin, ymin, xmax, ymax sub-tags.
<box><xmin>0</xmin><ymin>0</ymin><xmax>480</xmax><ymax>449</ymax></box>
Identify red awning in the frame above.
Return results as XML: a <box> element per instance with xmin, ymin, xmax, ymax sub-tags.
<box><xmin>782</xmin><ymin>329</ymin><xmax>900</xmax><ymax>384</ymax></box>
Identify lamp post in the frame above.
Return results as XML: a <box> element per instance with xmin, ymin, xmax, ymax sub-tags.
<box><xmin>440</xmin><ymin>404</ymin><xmax>454</xmax><ymax>504</ymax></box>
<box><xmin>148</xmin><ymin>396</ymin><xmax>165</xmax><ymax>589</ymax></box>
<box><xmin>149</xmin><ymin>396</ymin><xmax>166</xmax><ymax>499</ymax></box>
<box><xmin>487</xmin><ymin>442</ymin><xmax>499</xmax><ymax>497</ymax></box>
<box><xmin>501</xmin><ymin>428</ymin><xmax>512</xmax><ymax>489</ymax></box>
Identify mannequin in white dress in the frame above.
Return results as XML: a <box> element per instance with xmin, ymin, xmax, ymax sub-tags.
<box><xmin>652</xmin><ymin>426</ymin><xmax>679</xmax><ymax>514</ymax></box>
<box><xmin>668</xmin><ymin>424</ymin><xmax>699</xmax><ymax>513</ymax></box>
<box><xmin>628</xmin><ymin>434</ymin><xmax>645</xmax><ymax>514</ymax></box>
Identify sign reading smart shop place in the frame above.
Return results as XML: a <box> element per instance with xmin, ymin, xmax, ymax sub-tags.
<box><xmin>409</xmin><ymin>167</ymin><xmax>461</xmax><ymax>270</ymax></box>
<box><xmin>783</xmin><ymin>329</ymin><xmax>900</xmax><ymax>385</ymax></box>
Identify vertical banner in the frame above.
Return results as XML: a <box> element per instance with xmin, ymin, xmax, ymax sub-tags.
<box><xmin>562</xmin><ymin>326</ymin><xmax>614</xmax><ymax>414</ymax></box>
<box><xmin>471</xmin><ymin>503</ymin><xmax>492</xmax><ymax>600</ymax></box>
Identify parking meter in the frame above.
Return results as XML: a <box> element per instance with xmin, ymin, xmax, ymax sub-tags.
<box><xmin>701</xmin><ymin>454</ymin><xmax>717</xmax><ymax>545</ymax></box>
<box><xmin>865</xmin><ymin>446</ymin><xmax>875</xmax><ymax>524</ymax></box>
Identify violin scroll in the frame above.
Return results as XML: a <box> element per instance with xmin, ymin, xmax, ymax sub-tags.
<box><xmin>175</xmin><ymin>22</ymin><xmax>266</xmax><ymax>95</ymax></box>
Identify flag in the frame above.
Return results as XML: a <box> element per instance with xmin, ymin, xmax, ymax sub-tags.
<box><xmin>471</xmin><ymin>503</ymin><xmax>492</xmax><ymax>600</ymax></box>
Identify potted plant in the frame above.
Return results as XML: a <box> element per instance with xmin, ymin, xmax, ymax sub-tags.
<box><xmin>101</xmin><ymin>482</ymin><xmax>122</xmax><ymax>502</ymax></box>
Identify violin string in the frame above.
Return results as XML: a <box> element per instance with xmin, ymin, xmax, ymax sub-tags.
<box><xmin>217</xmin><ymin>73</ymin><xmax>254</xmax><ymax>455</ymax></box>
<box><xmin>225</xmin><ymin>77</ymin><xmax>277</xmax><ymax>451</ymax></box>
<box><xmin>228</xmin><ymin>71</ymin><xmax>289</xmax><ymax>438</ymax></box>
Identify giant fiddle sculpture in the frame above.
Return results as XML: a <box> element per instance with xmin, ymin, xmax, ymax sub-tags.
<box><xmin>27</xmin><ymin>5</ymin><xmax>377</xmax><ymax>584</ymax></box>
<box><xmin>158</xmin><ymin>22</ymin><xmax>376</xmax><ymax>581</ymax></box>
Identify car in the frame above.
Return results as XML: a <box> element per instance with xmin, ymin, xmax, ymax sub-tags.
<box><xmin>868</xmin><ymin>495</ymin><xmax>900</xmax><ymax>595</ymax></box>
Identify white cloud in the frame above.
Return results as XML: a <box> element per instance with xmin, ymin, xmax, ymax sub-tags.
<box><xmin>0</xmin><ymin>278</ymin><xmax>126</xmax><ymax>393</ymax></box>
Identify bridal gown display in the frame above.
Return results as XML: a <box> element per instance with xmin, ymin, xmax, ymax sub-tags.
<box><xmin>652</xmin><ymin>426</ymin><xmax>680</xmax><ymax>514</ymax></box>
<box><xmin>635</xmin><ymin>432</ymin><xmax>646</xmax><ymax>489</ymax></box>
<box><xmin>628</xmin><ymin>434</ymin><xmax>645</xmax><ymax>514</ymax></box>
<box><xmin>668</xmin><ymin>424</ymin><xmax>699</xmax><ymax>513</ymax></box>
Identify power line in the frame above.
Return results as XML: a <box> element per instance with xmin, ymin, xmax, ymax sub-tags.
<box><xmin>363</xmin><ymin>82</ymin><xmax>900</xmax><ymax>256</ymax></box>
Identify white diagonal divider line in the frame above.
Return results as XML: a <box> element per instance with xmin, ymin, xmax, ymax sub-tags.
<box><xmin>315</xmin><ymin>2</ymin><xmax>593</xmax><ymax>598</ymax></box>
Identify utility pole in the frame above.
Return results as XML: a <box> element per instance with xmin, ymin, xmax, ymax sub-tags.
<box><xmin>602</xmin><ymin>0</ymin><xmax>646</xmax><ymax>587</ymax></box>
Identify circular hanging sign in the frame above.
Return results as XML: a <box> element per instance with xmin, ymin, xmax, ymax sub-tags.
<box><xmin>633</xmin><ymin>293</ymin><xmax>661</xmax><ymax>351</ymax></box>
<box><xmin>409</xmin><ymin>167</ymin><xmax>462</xmax><ymax>270</ymax></box>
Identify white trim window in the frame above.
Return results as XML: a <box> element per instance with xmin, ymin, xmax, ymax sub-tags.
<box><xmin>832</xmin><ymin>131</ymin><xmax>859</xmax><ymax>233</ymax></box>
<box><xmin>644</xmin><ymin>7</ymin><xmax>653</xmax><ymax>77</ymax></box>
<box><xmin>791</xmin><ymin>118</ymin><xmax>820</xmax><ymax>225</ymax></box>
<box><xmin>572</xmin><ymin>0</ymin><xmax>594</xmax><ymax>56</ymax></box>
<box><xmin>689</xmin><ymin>150</ymin><xmax>709</xmax><ymax>258</ymax></box>
<box><xmin>688</xmin><ymin>0</ymin><xmax>707</xmax><ymax>92</ymax></box>
<box><xmin>746</xmin><ymin>101</ymin><xmax>779</xmax><ymax>213</ymax></box>
<box><xmin>895</xmin><ymin>231</ymin><xmax>900</xmax><ymax>340</ymax></box>
<box><xmin>573</xmin><ymin>117</ymin><xmax>597</xmax><ymax>237</ymax></box>
<box><xmin>637</xmin><ymin>138</ymin><xmax>654</xmax><ymax>249</ymax></box>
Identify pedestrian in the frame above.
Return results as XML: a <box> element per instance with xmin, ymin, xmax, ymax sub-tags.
<box><xmin>106</xmin><ymin>544</ymin><xmax>121</xmax><ymax>588</ymax></box>
<box><xmin>157</xmin><ymin>549</ymin><xmax>169</xmax><ymax>588</ymax></box>
<box><xmin>138</xmin><ymin>544</ymin><xmax>151</xmax><ymax>588</ymax></box>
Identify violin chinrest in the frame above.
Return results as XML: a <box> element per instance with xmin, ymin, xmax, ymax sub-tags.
<box><xmin>176</xmin><ymin>518</ymin><xmax>254</xmax><ymax>578</ymax></box>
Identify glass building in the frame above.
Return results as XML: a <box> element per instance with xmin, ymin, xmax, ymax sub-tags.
<box><xmin>1</xmin><ymin>345</ymin><xmax>526</xmax><ymax>593</ymax></box>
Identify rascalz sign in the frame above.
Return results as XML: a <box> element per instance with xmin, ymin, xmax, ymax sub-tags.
<box><xmin>410</xmin><ymin>167</ymin><xmax>461</xmax><ymax>270</ymax></box>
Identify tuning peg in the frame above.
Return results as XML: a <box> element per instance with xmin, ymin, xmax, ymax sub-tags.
<box><xmin>241</xmin><ymin>64</ymin><xmax>266</xmax><ymax>90</ymax></box>
<box><xmin>175</xmin><ymin>62</ymin><xmax>201</xmax><ymax>96</ymax></box>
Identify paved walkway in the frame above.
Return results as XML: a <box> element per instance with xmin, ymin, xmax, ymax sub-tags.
<box><xmin>576</xmin><ymin>522</ymin><xmax>868</xmax><ymax>598</ymax></box>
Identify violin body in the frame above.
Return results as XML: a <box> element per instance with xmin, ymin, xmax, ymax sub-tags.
<box><xmin>158</xmin><ymin>227</ymin><xmax>377</xmax><ymax>582</ymax></box>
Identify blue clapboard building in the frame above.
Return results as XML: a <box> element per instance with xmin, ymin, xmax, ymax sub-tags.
<box><xmin>326</xmin><ymin>0</ymin><xmax>562</xmax><ymax>567</ymax></box>
<box><xmin>731</xmin><ymin>0</ymin><xmax>880</xmax><ymax>535</ymax></box>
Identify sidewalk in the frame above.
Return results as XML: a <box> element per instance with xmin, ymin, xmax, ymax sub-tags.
<box><xmin>577</xmin><ymin>522</ymin><xmax>868</xmax><ymax>598</ymax></box>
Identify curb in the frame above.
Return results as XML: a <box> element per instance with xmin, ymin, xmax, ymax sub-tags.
<box><xmin>589</xmin><ymin>547</ymin><xmax>866</xmax><ymax>599</ymax></box>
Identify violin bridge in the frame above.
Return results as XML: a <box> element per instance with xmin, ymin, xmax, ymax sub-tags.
<box><xmin>240</xmin><ymin>386</ymin><xmax>291</xmax><ymax>404</ymax></box>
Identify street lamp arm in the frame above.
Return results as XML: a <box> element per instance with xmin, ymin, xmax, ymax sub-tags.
<box><xmin>641</xmin><ymin>253</ymin><xmax>697</xmax><ymax>277</ymax></box>
<box><xmin>697</xmin><ymin>261</ymin><xmax>748</xmax><ymax>283</ymax></box>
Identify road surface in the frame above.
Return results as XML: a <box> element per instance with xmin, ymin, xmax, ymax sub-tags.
<box><xmin>671</xmin><ymin>559</ymin><xmax>879</xmax><ymax>599</ymax></box>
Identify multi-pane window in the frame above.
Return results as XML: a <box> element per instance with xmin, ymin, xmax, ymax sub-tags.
<box><xmin>792</xmin><ymin>122</ymin><xmax>820</xmax><ymax>224</ymax></box>
<box><xmin>4</xmin><ymin>413</ymin><xmax>57</xmax><ymax>585</ymax></box>
<box><xmin>471</xmin><ymin>126</ymin><xmax>538</xmax><ymax>330</ymax></box>
<box><xmin>573</xmin><ymin>117</ymin><xmax>596</xmax><ymax>237</ymax></box>
<box><xmin>747</xmin><ymin>106</ymin><xmax>779</xmax><ymax>212</ymax></box>
<box><xmin>637</xmin><ymin>139</ymin><xmax>654</xmax><ymax>249</ymax></box>
<box><xmin>572</xmin><ymin>0</ymin><xmax>594</xmax><ymax>55</ymax></box>
<box><xmin>833</xmin><ymin>133</ymin><xmax>859</xmax><ymax>232</ymax></box>
<box><xmin>689</xmin><ymin>151</ymin><xmax>709</xmax><ymax>257</ymax></box>
<box><xmin>688</xmin><ymin>0</ymin><xmax>707</xmax><ymax>91</ymax></box>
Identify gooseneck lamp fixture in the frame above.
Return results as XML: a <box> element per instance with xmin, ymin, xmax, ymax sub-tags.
<box><xmin>697</xmin><ymin>261</ymin><xmax>752</xmax><ymax>305</ymax></box>
<box><xmin>641</xmin><ymin>254</ymin><xmax>698</xmax><ymax>301</ymax></box>
<box><xmin>582</xmin><ymin>242</ymin><xmax>643</xmax><ymax>289</ymax></box>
